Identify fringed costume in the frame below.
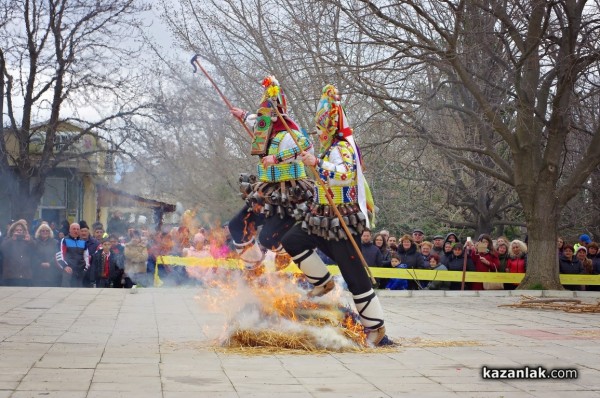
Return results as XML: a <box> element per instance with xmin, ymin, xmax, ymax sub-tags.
<box><xmin>229</xmin><ymin>76</ymin><xmax>315</xmax><ymax>271</ymax></box>
<box><xmin>281</xmin><ymin>84</ymin><xmax>391</xmax><ymax>346</ymax></box>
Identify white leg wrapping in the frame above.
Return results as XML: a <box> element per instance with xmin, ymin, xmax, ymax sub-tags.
<box><xmin>353</xmin><ymin>289</ymin><xmax>384</xmax><ymax>330</ymax></box>
<box><xmin>234</xmin><ymin>239</ymin><xmax>265</xmax><ymax>270</ymax></box>
<box><xmin>293</xmin><ymin>250</ymin><xmax>332</xmax><ymax>286</ymax></box>
<box><xmin>272</xmin><ymin>244</ymin><xmax>285</xmax><ymax>254</ymax></box>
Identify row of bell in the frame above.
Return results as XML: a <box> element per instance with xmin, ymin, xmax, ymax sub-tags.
<box><xmin>300</xmin><ymin>206</ymin><xmax>367</xmax><ymax>241</ymax></box>
<box><xmin>262</xmin><ymin>203</ymin><xmax>294</xmax><ymax>219</ymax></box>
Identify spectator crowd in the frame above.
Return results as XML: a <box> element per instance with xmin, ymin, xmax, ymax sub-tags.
<box><xmin>357</xmin><ymin>228</ymin><xmax>600</xmax><ymax>291</ymax></box>
<box><xmin>0</xmin><ymin>211</ymin><xmax>235</xmax><ymax>288</ymax></box>
<box><xmin>0</xmin><ymin>213</ymin><xmax>599</xmax><ymax>291</ymax></box>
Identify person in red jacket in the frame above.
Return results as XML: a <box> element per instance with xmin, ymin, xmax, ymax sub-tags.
<box><xmin>506</xmin><ymin>239</ymin><xmax>528</xmax><ymax>289</ymax></box>
<box><xmin>466</xmin><ymin>234</ymin><xmax>499</xmax><ymax>290</ymax></box>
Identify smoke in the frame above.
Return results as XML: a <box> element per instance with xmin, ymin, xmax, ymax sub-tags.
<box><xmin>193</xmin><ymin>265</ymin><xmax>363</xmax><ymax>351</ymax></box>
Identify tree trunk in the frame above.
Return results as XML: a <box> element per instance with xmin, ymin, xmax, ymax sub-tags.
<box><xmin>518</xmin><ymin>194</ymin><xmax>563</xmax><ymax>290</ymax></box>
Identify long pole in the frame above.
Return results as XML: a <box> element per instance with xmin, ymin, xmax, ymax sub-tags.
<box><xmin>191</xmin><ymin>55</ymin><xmax>254</xmax><ymax>139</ymax></box>
<box><xmin>269</xmin><ymin>102</ymin><xmax>378</xmax><ymax>286</ymax></box>
<box><xmin>461</xmin><ymin>248</ymin><xmax>468</xmax><ymax>290</ymax></box>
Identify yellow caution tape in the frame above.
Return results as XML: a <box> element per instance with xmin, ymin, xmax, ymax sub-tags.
<box><xmin>331</xmin><ymin>266</ymin><xmax>600</xmax><ymax>285</ymax></box>
<box><xmin>153</xmin><ymin>256</ymin><xmax>600</xmax><ymax>285</ymax></box>
<box><xmin>156</xmin><ymin>255</ymin><xmax>244</xmax><ymax>268</ymax></box>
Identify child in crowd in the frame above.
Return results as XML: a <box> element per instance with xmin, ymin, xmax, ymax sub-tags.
<box><xmin>385</xmin><ymin>253</ymin><xmax>408</xmax><ymax>290</ymax></box>
<box><xmin>423</xmin><ymin>253</ymin><xmax>450</xmax><ymax>290</ymax></box>
<box><xmin>91</xmin><ymin>236</ymin><xmax>121</xmax><ymax>288</ymax></box>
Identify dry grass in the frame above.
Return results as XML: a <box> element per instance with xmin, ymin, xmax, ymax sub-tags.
<box><xmin>395</xmin><ymin>337</ymin><xmax>481</xmax><ymax>348</ymax></box>
<box><xmin>500</xmin><ymin>297</ymin><xmax>600</xmax><ymax>313</ymax></box>
<box><xmin>164</xmin><ymin>335</ymin><xmax>482</xmax><ymax>356</ymax></box>
<box><xmin>222</xmin><ymin>328</ymin><xmax>372</xmax><ymax>353</ymax></box>
<box><xmin>227</xmin><ymin>329</ymin><xmax>323</xmax><ymax>351</ymax></box>
<box><xmin>573</xmin><ymin>330</ymin><xmax>600</xmax><ymax>338</ymax></box>
<box><xmin>215</xmin><ymin>345</ymin><xmax>399</xmax><ymax>355</ymax></box>
<box><xmin>217</xmin><ymin>329</ymin><xmax>482</xmax><ymax>355</ymax></box>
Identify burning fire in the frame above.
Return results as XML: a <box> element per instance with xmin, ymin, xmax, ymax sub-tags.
<box><xmin>190</xmin><ymin>254</ymin><xmax>371</xmax><ymax>351</ymax></box>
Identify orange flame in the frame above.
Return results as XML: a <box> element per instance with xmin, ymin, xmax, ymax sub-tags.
<box><xmin>188</xmin><ymin>251</ymin><xmax>367</xmax><ymax>350</ymax></box>
<box><xmin>343</xmin><ymin>313</ymin><xmax>368</xmax><ymax>347</ymax></box>
<box><xmin>242</xmin><ymin>212</ymin><xmax>257</xmax><ymax>242</ymax></box>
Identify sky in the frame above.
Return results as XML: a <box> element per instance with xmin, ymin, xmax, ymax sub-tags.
<box><xmin>143</xmin><ymin>1</ymin><xmax>190</xmax><ymax>64</ymax></box>
<box><xmin>2</xmin><ymin>0</ymin><xmax>180</xmax><ymax>125</ymax></box>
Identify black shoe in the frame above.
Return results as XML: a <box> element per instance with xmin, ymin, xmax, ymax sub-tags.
<box><xmin>377</xmin><ymin>335</ymin><xmax>395</xmax><ymax>347</ymax></box>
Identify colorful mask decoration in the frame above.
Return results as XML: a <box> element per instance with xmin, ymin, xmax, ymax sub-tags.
<box><xmin>251</xmin><ymin>106</ymin><xmax>273</xmax><ymax>155</ymax></box>
<box><xmin>315</xmin><ymin>84</ymin><xmax>377</xmax><ymax>227</ymax></box>
<box><xmin>259</xmin><ymin>76</ymin><xmax>287</xmax><ymax>113</ymax></box>
<box><xmin>251</xmin><ymin>76</ymin><xmax>288</xmax><ymax>156</ymax></box>
<box><xmin>315</xmin><ymin>84</ymin><xmax>340</xmax><ymax>156</ymax></box>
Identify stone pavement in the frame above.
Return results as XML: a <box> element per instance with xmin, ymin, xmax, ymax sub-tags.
<box><xmin>0</xmin><ymin>287</ymin><xmax>599</xmax><ymax>398</ymax></box>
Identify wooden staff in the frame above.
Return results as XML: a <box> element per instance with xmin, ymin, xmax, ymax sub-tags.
<box><xmin>461</xmin><ymin>242</ymin><xmax>469</xmax><ymax>290</ymax></box>
<box><xmin>269</xmin><ymin>101</ymin><xmax>378</xmax><ymax>286</ymax></box>
<box><xmin>191</xmin><ymin>55</ymin><xmax>254</xmax><ymax>139</ymax></box>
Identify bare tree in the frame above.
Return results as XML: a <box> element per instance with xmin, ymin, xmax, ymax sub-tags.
<box><xmin>154</xmin><ymin>1</ymin><xmax>600</xmax><ymax>291</ymax></box>
<box><xmin>151</xmin><ymin>0</ymin><xmax>345</xmax><ymax>220</ymax></box>
<box><xmin>157</xmin><ymin>0</ymin><xmax>334</xmax><ymax>126</ymax></box>
<box><xmin>0</xmin><ymin>0</ymin><xmax>151</xmax><ymax>221</ymax></box>
<box><xmin>330</xmin><ymin>0</ymin><xmax>600</xmax><ymax>288</ymax></box>
<box><xmin>154</xmin><ymin>0</ymin><xmax>531</xmax><ymax>237</ymax></box>
<box><xmin>119</xmin><ymin>58</ymin><xmax>255</xmax><ymax>222</ymax></box>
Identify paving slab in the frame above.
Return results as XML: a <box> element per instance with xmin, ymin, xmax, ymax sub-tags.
<box><xmin>0</xmin><ymin>286</ymin><xmax>599</xmax><ymax>397</ymax></box>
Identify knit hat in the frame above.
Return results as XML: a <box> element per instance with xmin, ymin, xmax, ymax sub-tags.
<box><xmin>79</xmin><ymin>220</ymin><xmax>89</xmax><ymax>230</ymax></box>
<box><xmin>579</xmin><ymin>234</ymin><xmax>592</xmax><ymax>244</ymax></box>
<box><xmin>576</xmin><ymin>246</ymin><xmax>587</xmax><ymax>254</ymax></box>
<box><xmin>7</xmin><ymin>219</ymin><xmax>28</xmax><ymax>238</ymax></box>
<box><xmin>444</xmin><ymin>232</ymin><xmax>458</xmax><ymax>243</ymax></box>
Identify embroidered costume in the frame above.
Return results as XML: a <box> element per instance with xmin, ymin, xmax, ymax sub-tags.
<box><xmin>296</xmin><ymin>84</ymin><xmax>375</xmax><ymax>239</ymax></box>
<box><xmin>281</xmin><ymin>84</ymin><xmax>391</xmax><ymax>346</ymax></box>
<box><xmin>229</xmin><ymin>76</ymin><xmax>315</xmax><ymax>271</ymax></box>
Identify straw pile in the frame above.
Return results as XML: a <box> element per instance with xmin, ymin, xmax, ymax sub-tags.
<box><xmin>220</xmin><ymin>327</ymin><xmax>399</xmax><ymax>354</ymax></box>
<box><xmin>163</xmin><ymin>338</ymin><xmax>477</xmax><ymax>356</ymax></box>
<box><xmin>396</xmin><ymin>337</ymin><xmax>481</xmax><ymax>348</ymax></box>
<box><xmin>227</xmin><ymin>329</ymin><xmax>327</xmax><ymax>352</ymax></box>
<box><xmin>573</xmin><ymin>330</ymin><xmax>600</xmax><ymax>338</ymax></box>
<box><xmin>220</xmin><ymin>308</ymin><xmax>371</xmax><ymax>353</ymax></box>
<box><xmin>196</xmin><ymin>272</ymin><xmax>393</xmax><ymax>353</ymax></box>
<box><xmin>500</xmin><ymin>297</ymin><xmax>600</xmax><ymax>313</ymax></box>
<box><xmin>219</xmin><ymin>334</ymin><xmax>481</xmax><ymax>354</ymax></box>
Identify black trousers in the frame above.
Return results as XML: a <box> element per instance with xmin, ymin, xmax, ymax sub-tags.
<box><xmin>281</xmin><ymin>223</ymin><xmax>372</xmax><ymax>296</ymax></box>
<box><xmin>229</xmin><ymin>204</ymin><xmax>296</xmax><ymax>250</ymax></box>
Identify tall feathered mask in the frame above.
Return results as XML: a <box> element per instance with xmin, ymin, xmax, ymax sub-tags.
<box><xmin>315</xmin><ymin>84</ymin><xmax>376</xmax><ymax>227</ymax></box>
<box><xmin>259</xmin><ymin>75</ymin><xmax>287</xmax><ymax>113</ymax></box>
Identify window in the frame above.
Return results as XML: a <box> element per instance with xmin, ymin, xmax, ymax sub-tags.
<box><xmin>41</xmin><ymin>178</ymin><xmax>67</xmax><ymax>208</ymax></box>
